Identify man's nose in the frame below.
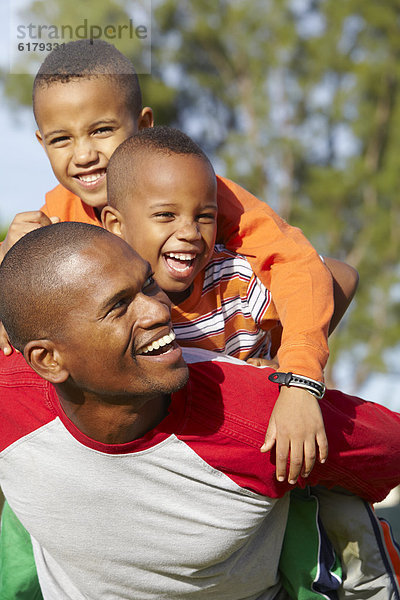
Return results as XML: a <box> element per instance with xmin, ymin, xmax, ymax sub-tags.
<box><xmin>134</xmin><ymin>291</ymin><xmax>172</xmax><ymax>328</ymax></box>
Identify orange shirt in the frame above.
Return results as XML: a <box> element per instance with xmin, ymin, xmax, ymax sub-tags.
<box><xmin>41</xmin><ymin>176</ymin><xmax>333</xmax><ymax>381</ymax></box>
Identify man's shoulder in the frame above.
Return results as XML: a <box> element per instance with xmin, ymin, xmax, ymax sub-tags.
<box><xmin>0</xmin><ymin>352</ymin><xmax>47</xmax><ymax>388</ymax></box>
<box><xmin>0</xmin><ymin>353</ymin><xmax>56</xmax><ymax>452</ymax></box>
<box><xmin>184</xmin><ymin>349</ymin><xmax>277</xmax><ymax>442</ymax></box>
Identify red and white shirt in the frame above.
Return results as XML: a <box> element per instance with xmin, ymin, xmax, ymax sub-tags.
<box><xmin>0</xmin><ymin>349</ymin><xmax>399</xmax><ymax>600</ymax></box>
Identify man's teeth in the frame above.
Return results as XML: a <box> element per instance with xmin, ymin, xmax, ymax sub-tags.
<box><xmin>141</xmin><ymin>331</ymin><xmax>176</xmax><ymax>354</ymax></box>
<box><xmin>78</xmin><ymin>172</ymin><xmax>104</xmax><ymax>183</ymax></box>
<box><xmin>166</xmin><ymin>253</ymin><xmax>195</xmax><ymax>261</ymax></box>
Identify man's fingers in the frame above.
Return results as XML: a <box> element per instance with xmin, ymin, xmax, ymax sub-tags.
<box><xmin>50</xmin><ymin>216</ymin><xmax>61</xmax><ymax>224</ymax></box>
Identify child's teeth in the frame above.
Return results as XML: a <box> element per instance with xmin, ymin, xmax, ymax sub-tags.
<box><xmin>79</xmin><ymin>172</ymin><xmax>103</xmax><ymax>182</ymax></box>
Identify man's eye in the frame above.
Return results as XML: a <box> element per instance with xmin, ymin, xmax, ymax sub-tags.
<box><xmin>143</xmin><ymin>275</ymin><xmax>155</xmax><ymax>290</ymax></box>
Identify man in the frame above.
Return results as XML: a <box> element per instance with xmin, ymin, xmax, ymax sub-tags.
<box><xmin>0</xmin><ymin>222</ymin><xmax>399</xmax><ymax>600</ymax></box>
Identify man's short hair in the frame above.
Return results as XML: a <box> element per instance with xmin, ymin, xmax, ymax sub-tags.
<box><xmin>0</xmin><ymin>223</ymin><xmax>109</xmax><ymax>351</ymax></box>
<box><xmin>33</xmin><ymin>39</ymin><xmax>142</xmax><ymax>119</ymax></box>
<box><xmin>107</xmin><ymin>126</ymin><xmax>214</xmax><ymax>210</ymax></box>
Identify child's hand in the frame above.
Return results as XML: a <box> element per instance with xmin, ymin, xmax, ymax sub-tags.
<box><xmin>261</xmin><ymin>386</ymin><xmax>328</xmax><ymax>484</ymax></box>
<box><xmin>247</xmin><ymin>357</ymin><xmax>279</xmax><ymax>369</ymax></box>
<box><xmin>0</xmin><ymin>322</ymin><xmax>18</xmax><ymax>356</ymax></box>
<box><xmin>0</xmin><ymin>211</ymin><xmax>60</xmax><ymax>263</ymax></box>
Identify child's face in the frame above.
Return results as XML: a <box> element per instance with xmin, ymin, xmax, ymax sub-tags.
<box><xmin>35</xmin><ymin>77</ymin><xmax>152</xmax><ymax>211</ymax></box>
<box><xmin>105</xmin><ymin>153</ymin><xmax>217</xmax><ymax>304</ymax></box>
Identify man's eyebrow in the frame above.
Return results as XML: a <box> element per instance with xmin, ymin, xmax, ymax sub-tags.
<box><xmin>98</xmin><ymin>264</ymin><xmax>152</xmax><ymax>315</ymax></box>
<box><xmin>98</xmin><ymin>287</ymin><xmax>133</xmax><ymax>315</ymax></box>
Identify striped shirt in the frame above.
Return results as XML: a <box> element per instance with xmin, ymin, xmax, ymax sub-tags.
<box><xmin>171</xmin><ymin>246</ymin><xmax>280</xmax><ymax>360</ymax></box>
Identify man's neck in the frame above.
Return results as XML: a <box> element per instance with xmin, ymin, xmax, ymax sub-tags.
<box><xmin>55</xmin><ymin>385</ymin><xmax>171</xmax><ymax>444</ymax></box>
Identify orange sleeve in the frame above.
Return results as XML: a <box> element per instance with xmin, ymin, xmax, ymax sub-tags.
<box><xmin>216</xmin><ymin>175</ymin><xmax>333</xmax><ymax>381</ymax></box>
<box><xmin>40</xmin><ymin>185</ymin><xmax>101</xmax><ymax>225</ymax></box>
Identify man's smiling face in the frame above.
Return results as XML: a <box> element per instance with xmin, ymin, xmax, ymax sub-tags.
<box><xmin>54</xmin><ymin>234</ymin><xmax>188</xmax><ymax>400</ymax></box>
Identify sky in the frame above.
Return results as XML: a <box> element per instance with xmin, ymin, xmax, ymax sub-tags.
<box><xmin>1</xmin><ymin>0</ymin><xmax>400</xmax><ymax>408</ymax></box>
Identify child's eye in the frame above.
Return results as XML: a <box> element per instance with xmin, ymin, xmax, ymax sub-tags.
<box><xmin>154</xmin><ymin>212</ymin><xmax>175</xmax><ymax>220</ymax></box>
<box><xmin>93</xmin><ymin>126</ymin><xmax>113</xmax><ymax>135</ymax></box>
<box><xmin>49</xmin><ymin>136</ymin><xmax>69</xmax><ymax>146</ymax></box>
<box><xmin>197</xmin><ymin>213</ymin><xmax>217</xmax><ymax>223</ymax></box>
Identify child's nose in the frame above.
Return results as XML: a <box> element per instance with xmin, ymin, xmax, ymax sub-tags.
<box><xmin>72</xmin><ymin>139</ymin><xmax>98</xmax><ymax>166</ymax></box>
<box><xmin>176</xmin><ymin>221</ymin><xmax>201</xmax><ymax>241</ymax></box>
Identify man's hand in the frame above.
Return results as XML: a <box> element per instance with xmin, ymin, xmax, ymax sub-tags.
<box><xmin>260</xmin><ymin>386</ymin><xmax>328</xmax><ymax>484</ymax></box>
<box><xmin>0</xmin><ymin>211</ymin><xmax>60</xmax><ymax>263</ymax></box>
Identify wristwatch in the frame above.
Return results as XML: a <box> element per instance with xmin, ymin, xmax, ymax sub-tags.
<box><xmin>268</xmin><ymin>371</ymin><xmax>326</xmax><ymax>400</ymax></box>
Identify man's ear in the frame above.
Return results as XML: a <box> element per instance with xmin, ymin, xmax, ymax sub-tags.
<box><xmin>35</xmin><ymin>129</ymin><xmax>45</xmax><ymax>151</ymax></box>
<box><xmin>137</xmin><ymin>107</ymin><xmax>154</xmax><ymax>130</ymax></box>
<box><xmin>101</xmin><ymin>206</ymin><xmax>124</xmax><ymax>238</ymax></box>
<box><xmin>24</xmin><ymin>340</ymin><xmax>69</xmax><ymax>384</ymax></box>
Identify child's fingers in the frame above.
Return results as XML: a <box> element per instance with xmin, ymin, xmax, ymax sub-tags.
<box><xmin>300</xmin><ymin>439</ymin><xmax>317</xmax><ymax>479</ymax></box>
<box><xmin>287</xmin><ymin>440</ymin><xmax>304</xmax><ymax>484</ymax></box>
<box><xmin>275</xmin><ymin>437</ymin><xmax>290</xmax><ymax>483</ymax></box>
<box><xmin>260</xmin><ymin>421</ymin><xmax>277</xmax><ymax>452</ymax></box>
<box><xmin>317</xmin><ymin>430</ymin><xmax>328</xmax><ymax>464</ymax></box>
<box><xmin>0</xmin><ymin>322</ymin><xmax>17</xmax><ymax>356</ymax></box>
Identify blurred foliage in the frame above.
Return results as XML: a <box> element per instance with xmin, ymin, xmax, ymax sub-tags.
<box><xmin>3</xmin><ymin>0</ymin><xmax>400</xmax><ymax>387</ymax></box>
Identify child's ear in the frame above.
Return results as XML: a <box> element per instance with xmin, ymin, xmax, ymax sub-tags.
<box><xmin>24</xmin><ymin>340</ymin><xmax>69</xmax><ymax>384</ymax></box>
<box><xmin>137</xmin><ymin>107</ymin><xmax>154</xmax><ymax>130</ymax></box>
<box><xmin>35</xmin><ymin>129</ymin><xmax>45</xmax><ymax>150</ymax></box>
<box><xmin>101</xmin><ymin>206</ymin><xmax>124</xmax><ymax>238</ymax></box>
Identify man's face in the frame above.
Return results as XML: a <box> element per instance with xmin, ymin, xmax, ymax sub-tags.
<box><xmin>35</xmin><ymin>77</ymin><xmax>141</xmax><ymax>211</ymax></box>
<box><xmin>114</xmin><ymin>152</ymin><xmax>218</xmax><ymax>304</ymax></box>
<box><xmin>55</xmin><ymin>235</ymin><xmax>188</xmax><ymax>399</ymax></box>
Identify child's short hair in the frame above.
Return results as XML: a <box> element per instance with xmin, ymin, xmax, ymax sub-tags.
<box><xmin>33</xmin><ymin>39</ymin><xmax>142</xmax><ymax>119</ymax></box>
<box><xmin>107</xmin><ymin>126</ymin><xmax>214</xmax><ymax>210</ymax></box>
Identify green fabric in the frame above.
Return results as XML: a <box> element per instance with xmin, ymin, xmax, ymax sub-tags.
<box><xmin>0</xmin><ymin>501</ymin><xmax>43</xmax><ymax>600</ymax></box>
<box><xmin>279</xmin><ymin>488</ymin><xmax>342</xmax><ymax>600</ymax></box>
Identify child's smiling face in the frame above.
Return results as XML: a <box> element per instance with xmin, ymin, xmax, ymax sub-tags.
<box><xmin>34</xmin><ymin>77</ymin><xmax>151</xmax><ymax>212</ymax></box>
<box><xmin>104</xmin><ymin>152</ymin><xmax>218</xmax><ymax>305</ymax></box>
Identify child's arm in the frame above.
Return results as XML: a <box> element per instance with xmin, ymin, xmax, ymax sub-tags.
<box><xmin>249</xmin><ymin>257</ymin><xmax>359</xmax><ymax>483</ymax></box>
<box><xmin>216</xmin><ymin>175</ymin><xmax>333</xmax><ymax>382</ymax></box>
<box><xmin>0</xmin><ymin>211</ymin><xmax>60</xmax><ymax>263</ymax></box>
<box><xmin>216</xmin><ymin>176</ymin><xmax>333</xmax><ymax>483</ymax></box>
<box><xmin>324</xmin><ymin>257</ymin><xmax>359</xmax><ymax>334</ymax></box>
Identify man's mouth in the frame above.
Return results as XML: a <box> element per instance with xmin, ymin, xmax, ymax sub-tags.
<box><xmin>137</xmin><ymin>330</ymin><xmax>176</xmax><ymax>356</ymax></box>
<box><xmin>74</xmin><ymin>169</ymin><xmax>106</xmax><ymax>188</ymax></box>
<box><xmin>164</xmin><ymin>253</ymin><xmax>196</xmax><ymax>274</ymax></box>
